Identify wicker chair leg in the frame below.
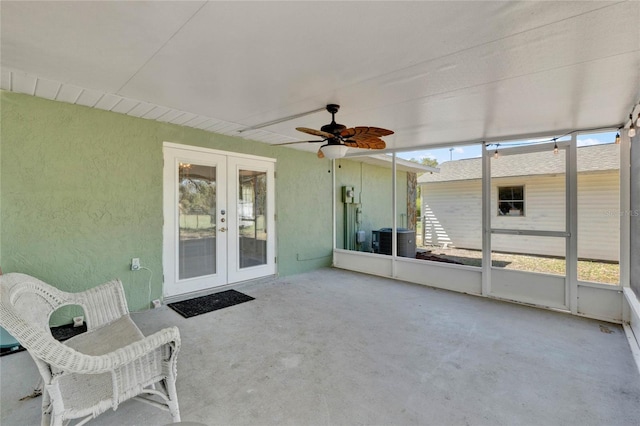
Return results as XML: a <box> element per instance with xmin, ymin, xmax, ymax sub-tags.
<box><xmin>50</xmin><ymin>412</ymin><xmax>64</xmax><ymax>426</ymax></box>
<box><xmin>165</xmin><ymin>378</ymin><xmax>181</xmax><ymax>422</ymax></box>
<box><xmin>41</xmin><ymin>411</ymin><xmax>51</xmax><ymax>426</ymax></box>
<box><xmin>41</xmin><ymin>392</ymin><xmax>52</xmax><ymax>426</ymax></box>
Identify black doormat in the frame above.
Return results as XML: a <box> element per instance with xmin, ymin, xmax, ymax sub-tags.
<box><xmin>1</xmin><ymin>323</ymin><xmax>87</xmax><ymax>357</ymax></box>
<box><xmin>167</xmin><ymin>289</ymin><xmax>254</xmax><ymax>318</ymax></box>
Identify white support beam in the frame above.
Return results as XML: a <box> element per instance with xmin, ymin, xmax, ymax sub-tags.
<box><xmin>491</xmin><ymin>229</ymin><xmax>570</xmax><ymax>238</ymax></box>
<box><xmin>332</xmin><ymin>159</ymin><xmax>337</xmax><ymax>266</ymax></box>
<box><xmin>567</xmin><ymin>135</ymin><xmax>578</xmax><ymax>314</ymax></box>
<box><xmin>482</xmin><ymin>142</ymin><xmax>491</xmax><ymax>296</ymax></box>
<box><xmin>391</xmin><ymin>153</ymin><xmax>397</xmax><ymax>278</ymax></box>
<box><xmin>620</xmin><ymin>131</ymin><xmax>631</xmax><ymax>288</ymax></box>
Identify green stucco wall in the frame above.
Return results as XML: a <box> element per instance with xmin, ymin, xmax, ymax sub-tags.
<box><xmin>334</xmin><ymin>158</ymin><xmax>408</xmax><ymax>252</ymax></box>
<box><xmin>0</xmin><ymin>92</ymin><xmax>333</xmax><ymax>321</ymax></box>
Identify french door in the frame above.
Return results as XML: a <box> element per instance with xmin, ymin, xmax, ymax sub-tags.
<box><xmin>163</xmin><ymin>143</ymin><xmax>276</xmax><ymax>298</ymax></box>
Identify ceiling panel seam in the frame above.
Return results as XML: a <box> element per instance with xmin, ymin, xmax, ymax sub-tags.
<box><xmin>276</xmin><ymin>1</ymin><xmax>632</xmax><ymax>118</ymax></box>
<box><xmin>352</xmin><ymin>51</ymin><xmax>639</xmax><ymax>119</ymax></box>
<box><xmin>115</xmin><ymin>1</ymin><xmax>208</xmax><ymax>95</ymax></box>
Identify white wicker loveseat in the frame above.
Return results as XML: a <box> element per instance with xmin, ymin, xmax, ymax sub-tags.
<box><xmin>0</xmin><ymin>273</ymin><xmax>181</xmax><ymax>426</ymax></box>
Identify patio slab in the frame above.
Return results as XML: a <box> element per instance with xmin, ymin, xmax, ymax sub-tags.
<box><xmin>1</xmin><ymin>268</ymin><xmax>639</xmax><ymax>425</ymax></box>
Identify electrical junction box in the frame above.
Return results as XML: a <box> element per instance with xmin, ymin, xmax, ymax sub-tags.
<box><xmin>342</xmin><ymin>186</ymin><xmax>354</xmax><ymax>204</ymax></box>
<box><xmin>131</xmin><ymin>258</ymin><xmax>140</xmax><ymax>271</ymax></box>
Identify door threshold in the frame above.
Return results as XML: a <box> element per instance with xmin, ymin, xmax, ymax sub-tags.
<box><xmin>163</xmin><ymin>274</ymin><xmax>277</xmax><ymax>304</ymax></box>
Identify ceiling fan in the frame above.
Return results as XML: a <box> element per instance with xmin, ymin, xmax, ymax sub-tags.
<box><xmin>276</xmin><ymin>104</ymin><xmax>394</xmax><ymax>159</ymax></box>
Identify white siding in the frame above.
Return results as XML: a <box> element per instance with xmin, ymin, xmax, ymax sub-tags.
<box><xmin>491</xmin><ymin>174</ymin><xmax>566</xmax><ymax>257</ymax></box>
<box><xmin>421</xmin><ymin>171</ymin><xmax>619</xmax><ymax>261</ymax></box>
<box><xmin>421</xmin><ymin>180</ymin><xmax>482</xmax><ymax>249</ymax></box>
<box><xmin>492</xmin><ymin>175</ymin><xmax>565</xmax><ymax>232</ymax></box>
<box><xmin>577</xmin><ymin>172</ymin><xmax>620</xmax><ymax>261</ymax></box>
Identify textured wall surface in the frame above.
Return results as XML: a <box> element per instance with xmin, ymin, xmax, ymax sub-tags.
<box><xmin>334</xmin><ymin>159</ymin><xmax>408</xmax><ymax>251</ymax></box>
<box><xmin>0</xmin><ymin>92</ymin><xmax>332</xmax><ymax>320</ymax></box>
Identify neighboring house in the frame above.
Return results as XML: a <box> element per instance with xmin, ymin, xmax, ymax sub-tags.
<box><xmin>418</xmin><ymin>144</ymin><xmax>620</xmax><ymax>261</ymax></box>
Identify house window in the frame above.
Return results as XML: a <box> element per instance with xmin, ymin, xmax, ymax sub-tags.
<box><xmin>498</xmin><ymin>186</ymin><xmax>524</xmax><ymax>216</ymax></box>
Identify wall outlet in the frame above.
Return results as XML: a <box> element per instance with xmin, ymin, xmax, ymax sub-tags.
<box><xmin>152</xmin><ymin>299</ymin><xmax>162</xmax><ymax>309</ymax></box>
<box><xmin>131</xmin><ymin>258</ymin><xmax>140</xmax><ymax>271</ymax></box>
<box><xmin>73</xmin><ymin>316</ymin><xmax>84</xmax><ymax>327</ymax></box>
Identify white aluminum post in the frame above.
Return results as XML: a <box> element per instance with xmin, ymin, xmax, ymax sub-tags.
<box><xmin>567</xmin><ymin>135</ymin><xmax>578</xmax><ymax>314</ymax></box>
<box><xmin>620</xmin><ymin>131</ymin><xmax>631</xmax><ymax>288</ymax></box>
<box><xmin>332</xmin><ymin>159</ymin><xmax>336</xmax><ymax>266</ymax></box>
<box><xmin>392</xmin><ymin>153</ymin><xmax>397</xmax><ymax>278</ymax></box>
<box><xmin>482</xmin><ymin>142</ymin><xmax>491</xmax><ymax>296</ymax></box>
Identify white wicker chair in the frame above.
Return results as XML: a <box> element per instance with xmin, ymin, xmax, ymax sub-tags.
<box><xmin>0</xmin><ymin>273</ymin><xmax>181</xmax><ymax>426</ymax></box>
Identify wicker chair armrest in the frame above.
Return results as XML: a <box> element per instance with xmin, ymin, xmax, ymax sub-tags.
<box><xmin>61</xmin><ymin>326</ymin><xmax>181</xmax><ymax>374</ymax></box>
<box><xmin>68</xmin><ymin>279</ymin><xmax>130</xmax><ymax>329</ymax></box>
<box><xmin>2</xmin><ymin>305</ymin><xmax>180</xmax><ymax>375</ymax></box>
<box><xmin>98</xmin><ymin>326</ymin><xmax>182</xmax><ymax>372</ymax></box>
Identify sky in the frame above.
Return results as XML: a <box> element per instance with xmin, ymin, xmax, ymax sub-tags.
<box><xmin>396</xmin><ymin>131</ymin><xmax>617</xmax><ymax>165</ymax></box>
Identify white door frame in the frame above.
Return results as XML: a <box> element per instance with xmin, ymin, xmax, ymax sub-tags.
<box><xmin>482</xmin><ymin>139</ymin><xmax>575</xmax><ymax>311</ymax></box>
<box><xmin>162</xmin><ymin>142</ymin><xmax>276</xmax><ymax>298</ymax></box>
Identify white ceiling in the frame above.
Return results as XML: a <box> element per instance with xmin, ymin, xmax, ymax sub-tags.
<box><xmin>2</xmin><ymin>1</ymin><xmax>639</xmax><ymax>156</ymax></box>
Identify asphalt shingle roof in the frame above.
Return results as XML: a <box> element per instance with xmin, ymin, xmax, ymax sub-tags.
<box><xmin>418</xmin><ymin>143</ymin><xmax>619</xmax><ymax>183</ymax></box>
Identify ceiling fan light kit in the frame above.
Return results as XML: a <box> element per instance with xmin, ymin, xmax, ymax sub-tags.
<box><xmin>321</xmin><ymin>144</ymin><xmax>350</xmax><ymax>159</ymax></box>
<box><xmin>276</xmin><ymin>104</ymin><xmax>394</xmax><ymax>159</ymax></box>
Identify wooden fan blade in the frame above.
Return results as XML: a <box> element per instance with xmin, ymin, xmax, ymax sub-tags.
<box><xmin>296</xmin><ymin>127</ymin><xmax>335</xmax><ymax>139</ymax></box>
<box><xmin>273</xmin><ymin>139</ymin><xmax>325</xmax><ymax>146</ymax></box>
<box><xmin>317</xmin><ymin>147</ymin><xmax>325</xmax><ymax>159</ymax></box>
<box><xmin>340</xmin><ymin>126</ymin><xmax>394</xmax><ymax>140</ymax></box>
<box><xmin>345</xmin><ymin>137</ymin><xmax>386</xmax><ymax>150</ymax></box>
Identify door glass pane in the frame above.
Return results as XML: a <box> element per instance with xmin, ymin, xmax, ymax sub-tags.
<box><xmin>238</xmin><ymin>170</ymin><xmax>267</xmax><ymax>268</ymax></box>
<box><xmin>179</xmin><ymin>163</ymin><xmax>216</xmax><ymax>279</ymax></box>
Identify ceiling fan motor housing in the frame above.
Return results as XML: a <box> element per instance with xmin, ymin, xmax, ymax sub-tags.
<box><xmin>321</xmin><ymin>122</ymin><xmax>346</xmax><ymax>135</ymax></box>
<box><xmin>321</xmin><ymin>104</ymin><xmax>346</xmax><ymax>135</ymax></box>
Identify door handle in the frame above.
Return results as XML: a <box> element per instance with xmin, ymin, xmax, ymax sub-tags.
<box><xmin>219</xmin><ymin>227</ymin><xmax>227</xmax><ymax>232</ymax></box>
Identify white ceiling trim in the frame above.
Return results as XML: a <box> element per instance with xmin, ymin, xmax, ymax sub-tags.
<box><xmin>0</xmin><ymin>67</ymin><xmax>300</xmax><ymax>146</ymax></box>
<box><xmin>348</xmin><ymin>154</ymin><xmax>439</xmax><ymax>174</ymax></box>
<box><xmin>1</xmin><ymin>65</ymin><xmax>630</xmax><ymax>160</ymax></box>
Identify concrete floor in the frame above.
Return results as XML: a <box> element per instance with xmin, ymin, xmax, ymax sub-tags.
<box><xmin>2</xmin><ymin>268</ymin><xmax>639</xmax><ymax>426</ymax></box>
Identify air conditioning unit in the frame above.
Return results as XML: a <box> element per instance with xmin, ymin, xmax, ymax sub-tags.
<box><xmin>373</xmin><ymin>228</ymin><xmax>416</xmax><ymax>258</ymax></box>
